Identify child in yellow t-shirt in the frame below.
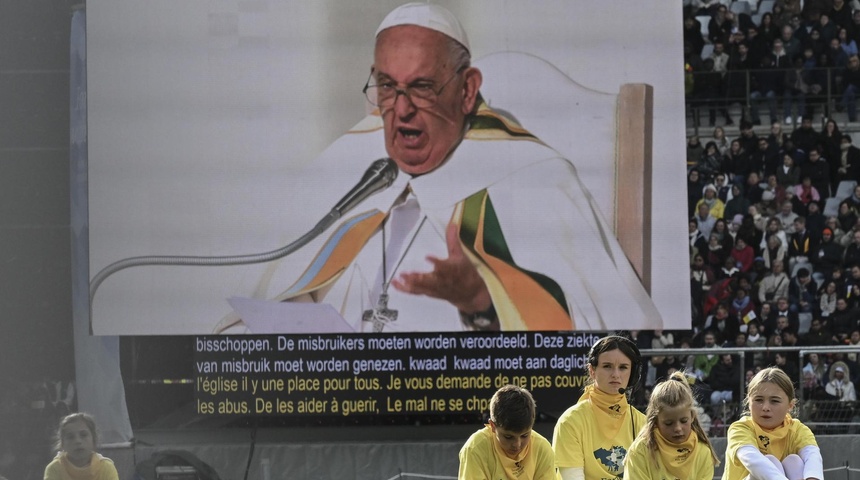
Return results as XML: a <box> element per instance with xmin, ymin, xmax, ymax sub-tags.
<box><xmin>552</xmin><ymin>335</ymin><xmax>646</xmax><ymax>480</ymax></box>
<box><xmin>43</xmin><ymin>413</ymin><xmax>119</xmax><ymax>480</ymax></box>
<box><xmin>459</xmin><ymin>385</ymin><xmax>555</xmax><ymax>480</ymax></box>
<box><xmin>723</xmin><ymin>367</ymin><xmax>823</xmax><ymax>480</ymax></box>
<box><xmin>623</xmin><ymin>371</ymin><xmax>719</xmax><ymax>480</ymax></box>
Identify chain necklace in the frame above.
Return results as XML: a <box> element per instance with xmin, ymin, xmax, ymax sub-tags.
<box><xmin>362</xmin><ymin>211</ymin><xmax>427</xmax><ymax>332</ymax></box>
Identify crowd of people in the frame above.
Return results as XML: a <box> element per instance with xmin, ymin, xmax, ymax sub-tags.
<box><xmin>680</xmin><ymin>0</ymin><xmax>860</xmax><ymax>432</ymax></box>
<box><xmin>685</xmin><ymin>0</ymin><xmax>860</xmax><ymax>126</ymax></box>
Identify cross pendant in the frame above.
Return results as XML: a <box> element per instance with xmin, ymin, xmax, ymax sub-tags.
<box><xmin>362</xmin><ymin>293</ymin><xmax>398</xmax><ymax>332</ymax></box>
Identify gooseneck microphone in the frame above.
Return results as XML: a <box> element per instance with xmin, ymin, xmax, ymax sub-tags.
<box><xmin>321</xmin><ymin>157</ymin><xmax>399</xmax><ymax>228</ymax></box>
<box><xmin>89</xmin><ymin>158</ymin><xmax>399</xmax><ymax>307</ymax></box>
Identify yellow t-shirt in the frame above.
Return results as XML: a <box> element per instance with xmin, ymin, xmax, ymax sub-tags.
<box><xmin>552</xmin><ymin>390</ymin><xmax>645</xmax><ymax>480</ymax></box>
<box><xmin>459</xmin><ymin>425</ymin><xmax>555</xmax><ymax>480</ymax></box>
<box><xmin>623</xmin><ymin>434</ymin><xmax>714</xmax><ymax>480</ymax></box>
<box><xmin>722</xmin><ymin>415</ymin><xmax>817</xmax><ymax>480</ymax></box>
<box><xmin>43</xmin><ymin>452</ymin><xmax>119</xmax><ymax>480</ymax></box>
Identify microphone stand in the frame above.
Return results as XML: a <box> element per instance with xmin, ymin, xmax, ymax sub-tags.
<box><xmin>89</xmin><ymin>158</ymin><xmax>398</xmax><ymax>309</ymax></box>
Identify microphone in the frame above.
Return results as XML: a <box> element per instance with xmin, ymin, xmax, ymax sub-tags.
<box><xmin>330</xmin><ymin>158</ymin><xmax>398</xmax><ymax>218</ymax></box>
<box><xmin>89</xmin><ymin>158</ymin><xmax>399</xmax><ymax>307</ymax></box>
<box><xmin>617</xmin><ymin>387</ymin><xmax>626</xmax><ymax>395</ymax></box>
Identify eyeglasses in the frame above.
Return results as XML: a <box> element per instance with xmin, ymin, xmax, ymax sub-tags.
<box><xmin>363</xmin><ymin>66</ymin><xmax>465</xmax><ymax>109</ymax></box>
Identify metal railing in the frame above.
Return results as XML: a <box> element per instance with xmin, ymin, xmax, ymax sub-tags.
<box><xmin>686</xmin><ymin>66</ymin><xmax>840</xmax><ymax>133</ymax></box>
<box><xmin>639</xmin><ymin>345</ymin><xmax>860</xmax><ymax>433</ymax></box>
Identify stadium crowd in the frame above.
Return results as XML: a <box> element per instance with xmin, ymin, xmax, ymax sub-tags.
<box><xmin>679</xmin><ymin>0</ymin><xmax>860</xmax><ymax>433</ymax></box>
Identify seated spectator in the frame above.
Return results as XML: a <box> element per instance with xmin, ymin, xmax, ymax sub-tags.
<box><xmin>838</xmin><ymin>199</ymin><xmax>859</xmax><ymax>234</ymax></box>
<box><xmin>691</xmin><ymin>254</ymin><xmax>715</xmax><ymax>311</ymax></box>
<box><xmin>848</xmin><ymin>283</ymin><xmax>860</xmax><ymax>310</ymax></box>
<box><xmin>848</xmin><ymin>330</ymin><xmax>860</xmax><ymax>363</ymax></box>
<box><xmin>697</xmin><ymin>184</ymin><xmax>726</xmax><ymax>220</ymax></box>
<box><xmin>703</xmin><ymin>277</ymin><xmax>735</xmax><ymax>319</ymax></box>
<box><xmin>830</xmin><ymin>265</ymin><xmax>846</xmax><ymax>293</ymax></box>
<box><xmin>834</xmin><ymin>134</ymin><xmax>860</xmax><ymax>189</ymax></box>
<box><xmin>724</xmin><ymin>184</ymin><xmax>751</xmax><ymax>220</ymax></box>
<box><xmin>824</xmin><ymin>216</ymin><xmax>848</xmax><ymax>249</ymax></box>
<box><xmin>774</xmin><ymin>200</ymin><xmax>800</xmax><ymax>234</ymax></box>
<box><xmin>628</xmin><ymin>330</ymin><xmax>653</xmax><ymax>352</ymax></box>
<box><xmin>707</xmin><ymin>354</ymin><xmax>741</xmax><ymax>405</ymax></box>
<box><xmin>843</xmin><ymin>230</ymin><xmax>860</xmax><ymax>267</ymax></box>
<box><xmin>688</xmin><ymin>168</ymin><xmax>706</xmax><ymax>216</ymax></box>
<box><xmin>651</xmin><ymin>330</ymin><xmax>674</xmax><ymax>350</ymax></box>
<box><xmin>730</xmin><ymin>237</ymin><xmax>754</xmax><ymax>273</ymax></box>
<box><xmin>814</xmin><ymin>228</ymin><xmax>844</xmax><ymax>276</ymax></box>
<box><xmin>825</xmin><ymin>362</ymin><xmax>857</xmax><ymax>401</ymax></box>
<box><xmin>728</xmin><ymin>288</ymin><xmax>755</xmax><ymax>336</ymax></box>
<box><xmin>714</xmin><ymin>173</ymin><xmax>732</xmax><ymax>202</ymax></box>
<box><xmin>697</xmin><ymin>143</ymin><xmax>724</xmax><ymax>182</ymax></box>
<box><xmin>707</xmin><ymin>126</ymin><xmax>731</xmax><ymax>157</ymax></box>
<box><xmin>831</xmin><ymin>297</ymin><xmax>858</xmax><ymax>343</ymax></box>
<box><xmin>805</xmin><ymin>201</ymin><xmax>826</xmax><ymax>240</ymax></box>
<box><xmin>801</xmin><ymin>369</ymin><xmax>825</xmax><ymax>400</ymax></box>
<box><xmin>790</xmin><ymin>115</ymin><xmax>821</xmax><ymax>154</ymax></box>
<box><xmin>761</xmin><ymin>216</ymin><xmax>789</xmax><ymax>256</ymax></box>
<box><xmin>713</xmin><ymin>218</ymin><xmax>735</xmax><ymax>250</ymax></box>
<box><xmin>782</xmin><ymin>327</ymin><xmax>801</xmax><ymax>347</ymax></box>
<box><xmin>789</xmin><ymin>267</ymin><xmax>817</xmax><ymax>313</ymax></box>
<box><xmin>687</xmin><ymin>135</ymin><xmax>705</xmax><ymax>168</ymax></box>
<box><xmin>717</xmin><ymin>251</ymin><xmax>739</xmax><ymax>279</ymax></box>
<box><xmin>763</xmin><ymin>234</ymin><xmax>787</xmax><ymax>273</ymax></box>
<box><xmin>831</xmin><ymin>353</ymin><xmax>860</xmax><ymax>384</ymax></box>
<box><xmin>746</xmin><ymin>320</ymin><xmax>767</xmax><ymax>367</ymax></box>
<box><xmin>819</xmin><ymin>281</ymin><xmax>839</xmax><ymax>318</ymax></box>
<box><xmin>758</xmin><ymin>262</ymin><xmax>790</xmax><ymax>305</ymax></box>
<box><xmin>803</xmin><ymin>147</ymin><xmax>832</xmax><ymax>198</ymax></box>
<box><xmin>804</xmin><ymin>317</ymin><xmax>834</xmax><ymax>346</ymax></box>
<box><xmin>788</xmin><ymin>216</ymin><xmax>817</xmax><ymax>273</ymax></box>
<box><xmin>705</xmin><ymin>303</ymin><xmax>732</xmax><ymax>333</ymax></box>
<box><xmin>844</xmin><ymin>264</ymin><xmax>860</xmax><ymax>294</ymax></box>
<box><xmin>803</xmin><ymin>352</ymin><xmax>830</xmax><ymax>385</ymax></box>
<box><xmin>770</xmin><ymin>296</ymin><xmax>800</xmax><ymax>334</ymax></box>
<box><xmin>690</xmin><ymin>220</ymin><xmax>709</xmax><ymax>259</ymax></box>
<box><xmin>694</xmin><ymin>330</ymin><xmax>721</xmax><ymax>381</ymax></box>
<box><xmin>776</xmin><ymin>152</ymin><xmax>801</xmax><ymax>187</ymax></box>
<box><xmin>773</xmin><ymin>351</ymin><xmax>799</xmax><ymax>380</ymax></box>
<box><xmin>696</xmin><ymin>203</ymin><xmax>717</xmax><ymax>240</ymax></box>
<box><xmin>745</xmin><ymin>172</ymin><xmax>766</xmax><ymax>206</ymax></box>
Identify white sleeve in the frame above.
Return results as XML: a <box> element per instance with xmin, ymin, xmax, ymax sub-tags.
<box><xmin>736</xmin><ymin>445</ymin><xmax>788</xmax><ymax>480</ymax></box>
<box><xmin>558</xmin><ymin>466</ymin><xmax>585</xmax><ymax>480</ymax></box>
<box><xmin>799</xmin><ymin>445</ymin><xmax>824</xmax><ymax>480</ymax></box>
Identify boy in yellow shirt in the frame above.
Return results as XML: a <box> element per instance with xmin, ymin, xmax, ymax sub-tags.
<box><xmin>459</xmin><ymin>385</ymin><xmax>555</xmax><ymax>479</ymax></box>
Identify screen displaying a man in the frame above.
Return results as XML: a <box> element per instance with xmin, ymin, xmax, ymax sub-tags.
<box><xmin>86</xmin><ymin>2</ymin><xmax>687</xmax><ymax>335</ymax></box>
<box><xmin>211</xmin><ymin>3</ymin><xmax>662</xmax><ymax>333</ymax></box>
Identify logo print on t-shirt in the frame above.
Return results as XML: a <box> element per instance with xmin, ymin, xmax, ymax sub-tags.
<box><xmin>758</xmin><ymin>434</ymin><xmax>770</xmax><ymax>449</ymax></box>
<box><xmin>594</xmin><ymin>445</ymin><xmax>627</xmax><ymax>472</ymax></box>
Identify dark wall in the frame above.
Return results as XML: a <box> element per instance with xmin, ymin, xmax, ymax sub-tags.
<box><xmin>0</xmin><ymin>0</ymin><xmax>76</xmax><ymax>385</ymax></box>
<box><xmin>0</xmin><ymin>2</ymin><xmax>78</xmax><ymax>478</ymax></box>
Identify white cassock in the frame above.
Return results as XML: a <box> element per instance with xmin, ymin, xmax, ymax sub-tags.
<box><xmin>220</xmin><ymin>103</ymin><xmax>663</xmax><ymax>333</ymax></box>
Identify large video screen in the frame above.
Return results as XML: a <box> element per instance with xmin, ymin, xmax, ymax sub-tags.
<box><xmin>85</xmin><ymin>1</ymin><xmax>689</xmax><ymax>336</ymax></box>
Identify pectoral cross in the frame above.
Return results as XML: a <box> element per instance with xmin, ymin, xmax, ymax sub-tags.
<box><xmin>362</xmin><ymin>292</ymin><xmax>398</xmax><ymax>332</ymax></box>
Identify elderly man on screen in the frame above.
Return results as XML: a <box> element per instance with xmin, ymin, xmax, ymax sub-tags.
<box><xmin>218</xmin><ymin>3</ymin><xmax>661</xmax><ymax>333</ymax></box>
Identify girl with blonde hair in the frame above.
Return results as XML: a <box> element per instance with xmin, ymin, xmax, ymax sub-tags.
<box><xmin>623</xmin><ymin>371</ymin><xmax>719</xmax><ymax>479</ymax></box>
<box><xmin>722</xmin><ymin>367</ymin><xmax>822</xmax><ymax>480</ymax></box>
